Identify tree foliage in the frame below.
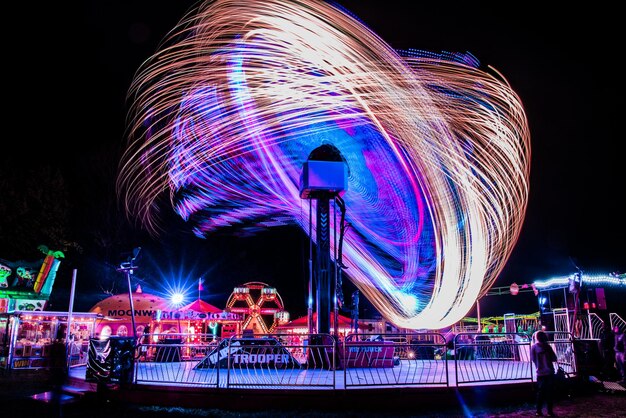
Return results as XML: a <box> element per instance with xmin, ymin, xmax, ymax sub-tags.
<box><xmin>0</xmin><ymin>161</ymin><xmax>73</xmax><ymax>260</ymax></box>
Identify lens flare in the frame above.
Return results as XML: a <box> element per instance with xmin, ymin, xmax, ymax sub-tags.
<box><xmin>118</xmin><ymin>0</ymin><xmax>530</xmax><ymax>329</ymax></box>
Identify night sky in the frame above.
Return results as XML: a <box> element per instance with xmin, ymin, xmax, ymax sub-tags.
<box><xmin>3</xmin><ymin>1</ymin><xmax>623</xmax><ymax>320</ymax></box>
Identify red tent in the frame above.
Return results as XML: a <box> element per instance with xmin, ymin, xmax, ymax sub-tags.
<box><xmin>279</xmin><ymin>312</ymin><xmax>353</xmax><ymax>329</ymax></box>
<box><xmin>181</xmin><ymin>298</ymin><xmax>222</xmax><ymax>314</ymax></box>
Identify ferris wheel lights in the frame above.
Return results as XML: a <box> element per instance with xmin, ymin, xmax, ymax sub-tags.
<box><xmin>274</xmin><ymin>311</ymin><xmax>290</xmax><ymax>324</ymax></box>
<box><xmin>226</xmin><ymin>282</ymin><xmax>286</xmax><ymax>333</ymax></box>
<box><xmin>262</xmin><ymin>287</ymin><xmax>277</xmax><ymax>300</ymax></box>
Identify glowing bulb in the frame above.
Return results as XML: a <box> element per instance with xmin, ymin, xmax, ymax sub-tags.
<box><xmin>171</xmin><ymin>293</ymin><xmax>184</xmax><ymax>305</ymax></box>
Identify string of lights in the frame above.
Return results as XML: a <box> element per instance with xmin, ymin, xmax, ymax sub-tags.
<box><xmin>533</xmin><ymin>272</ymin><xmax>626</xmax><ymax>290</ymax></box>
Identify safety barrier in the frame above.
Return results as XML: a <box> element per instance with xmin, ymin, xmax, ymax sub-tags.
<box><xmin>134</xmin><ymin>333</ymin><xmax>221</xmax><ymax>387</ymax></box>
<box><xmin>454</xmin><ymin>332</ymin><xmax>533</xmax><ymax>385</ymax></box>
<box><xmin>609</xmin><ymin>313</ymin><xmax>625</xmax><ymax>332</ymax></box>
<box><xmin>579</xmin><ymin>312</ymin><xmax>605</xmax><ymax>340</ymax></box>
<box><xmin>343</xmin><ymin>333</ymin><xmax>448</xmax><ymax>388</ymax></box>
<box><xmin>126</xmin><ymin>331</ymin><xmax>579</xmax><ymax>389</ymax></box>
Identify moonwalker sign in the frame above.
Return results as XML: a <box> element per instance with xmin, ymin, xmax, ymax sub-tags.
<box><xmin>194</xmin><ymin>337</ymin><xmax>300</xmax><ymax>369</ymax></box>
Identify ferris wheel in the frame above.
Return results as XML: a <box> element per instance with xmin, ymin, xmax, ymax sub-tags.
<box><xmin>225</xmin><ymin>281</ymin><xmax>289</xmax><ymax>334</ymax></box>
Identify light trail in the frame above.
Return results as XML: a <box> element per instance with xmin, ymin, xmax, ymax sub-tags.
<box><xmin>117</xmin><ymin>0</ymin><xmax>531</xmax><ymax>329</ymax></box>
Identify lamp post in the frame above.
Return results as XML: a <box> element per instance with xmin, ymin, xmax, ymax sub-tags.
<box><xmin>117</xmin><ymin>247</ymin><xmax>141</xmax><ymax>339</ymax></box>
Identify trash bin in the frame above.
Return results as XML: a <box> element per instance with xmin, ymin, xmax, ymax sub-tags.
<box><xmin>87</xmin><ymin>336</ymin><xmax>135</xmax><ymax>384</ymax></box>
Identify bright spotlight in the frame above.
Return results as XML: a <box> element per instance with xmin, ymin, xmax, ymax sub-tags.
<box><xmin>171</xmin><ymin>293</ymin><xmax>184</xmax><ymax>306</ymax></box>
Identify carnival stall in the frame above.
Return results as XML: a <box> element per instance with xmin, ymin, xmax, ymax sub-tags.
<box><xmin>154</xmin><ymin>298</ymin><xmax>241</xmax><ymax>338</ymax></box>
<box><xmin>145</xmin><ymin>298</ymin><xmax>243</xmax><ymax>361</ymax></box>
<box><xmin>0</xmin><ymin>310</ymin><xmax>100</xmax><ymax>370</ymax></box>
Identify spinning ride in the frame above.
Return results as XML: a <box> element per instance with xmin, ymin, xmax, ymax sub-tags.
<box><xmin>118</xmin><ymin>0</ymin><xmax>531</xmax><ymax>330</ymax></box>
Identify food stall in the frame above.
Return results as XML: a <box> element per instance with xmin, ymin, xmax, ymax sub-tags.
<box><xmin>0</xmin><ymin>310</ymin><xmax>101</xmax><ymax>370</ymax></box>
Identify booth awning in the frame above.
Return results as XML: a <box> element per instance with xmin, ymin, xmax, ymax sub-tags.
<box><xmin>181</xmin><ymin>299</ymin><xmax>222</xmax><ymax>314</ymax></box>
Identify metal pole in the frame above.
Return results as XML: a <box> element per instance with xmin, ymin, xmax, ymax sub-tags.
<box><xmin>333</xmin><ymin>199</ymin><xmax>338</xmax><ymax>338</ymax></box>
<box><xmin>308</xmin><ymin>199</ymin><xmax>314</xmax><ymax>334</ymax></box>
<box><xmin>476</xmin><ymin>298</ymin><xmax>481</xmax><ymax>333</ymax></box>
<box><xmin>127</xmin><ymin>269</ymin><xmax>137</xmax><ymax>339</ymax></box>
<box><xmin>66</xmin><ymin>269</ymin><xmax>77</xmax><ymax>371</ymax></box>
<box><xmin>117</xmin><ymin>247</ymin><xmax>141</xmax><ymax>342</ymax></box>
<box><xmin>315</xmin><ymin>197</ymin><xmax>331</xmax><ymax>335</ymax></box>
<box><xmin>67</xmin><ymin>269</ymin><xmax>77</xmax><ymax>330</ymax></box>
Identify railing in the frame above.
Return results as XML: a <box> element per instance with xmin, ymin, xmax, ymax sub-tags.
<box><xmin>133</xmin><ymin>333</ymin><xmax>336</xmax><ymax>389</ymax></box>
<box><xmin>224</xmin><ymin>334</ymin><xmax>335</xmax><ymax>389</ymax></box>
<box><xmin>343</xmin><ymin>332</ymin><xmax>448</xmax><ymax>388</ymax></box>
<box><xmin>553</xmin><ymin>308</ymin><xmax>570</xmax><ymax>334</ymax></box>
<box><xmin>85</xmin><ymin>330</ymin><xmax>585</xmax><ymax>390</ymax></box>
<box><xmin>609</xmin><ymin>313</ymin><xmax>625</xmax><ymax>333</ymax></box>
<box><xmin>546</xmin><ymin>331</ymin><xmax>576</xmax><ymax>374</ymax></box>
<box><xmin>454</xmin><ymin>332</ymin><xmax>533</xmax><ymax>385</ymax></box>
<box><xmin>579</xmin><ymin>312</ymin><xmax>604</xmax><ymax>340</ymax></box>
<box><xmin>135</xmin><ymin>334</ymin><xmax>222</xmax><ymax>387</ymax></box>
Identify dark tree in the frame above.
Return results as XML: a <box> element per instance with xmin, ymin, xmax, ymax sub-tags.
<box><xmin>0</xmin><ymin>160</ymin><xmax>74</xmax><ymax>260</ymax></box>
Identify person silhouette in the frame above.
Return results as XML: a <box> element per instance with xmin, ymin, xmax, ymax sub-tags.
<box><xmin>614</xmin><ymin>326</ymin><xmax>625</xmax><ymax>383</ymax></box>
<box><xmin>49</xmin><ymin>337</ymin><xmax>68</xmax><ymax>417</ymax></box>
<box><xmin>139</xmin><ymin>325</ymin><xmax>151</xmax><ymax>360</ymax></box>
<box><xmin>531</xmin><ymin>331</ymin><xmax>558</xmax><ymax>417</ymax></box>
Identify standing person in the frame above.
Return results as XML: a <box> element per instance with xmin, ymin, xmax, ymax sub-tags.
<box><xmin>614</xmin><ymin>326</ymin><xmax>626</xmax><ymax>383</ymax></box>
<box><xmin>139</xmin><ymin>325</ymin><xmax>151</xmax><ymax>360</ymax></box>
<box><xmin>531</xmin><ymin>331</ymin><xmax>558</xmax><ymax>417</ymax></box>
<box><xmin>599</xmin><ymin>322</ymin><xmax>616</xmax><ymax>380</ymax></box>
<box><xmin>49</xmin><ymin>337</ymin><xmax>68</xmax><ymax>417</ymax></box>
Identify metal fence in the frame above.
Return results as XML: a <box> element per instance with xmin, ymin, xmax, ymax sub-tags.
<box><xmin>134</xmin><ymin>335</ymin><xmax>222</xmax><ymax>387</ymax></box>
<box><xmin>125</xmin><ymin>330</ymin><xmax>578</xmax><ymax>389</ymax></box>
<box><xmin>609</xmin><ymin>313</ymin><xmax>626</xmax><ymax>333</ymax></box>
<box><xmin>579</xmin><ymin>312</ymin><xmax>605</xmax><ymax>340</ymax></box>
<box><xmin>454</xmin><ymin>332</ymin><xmax>533</xmax><ymax>385</ymax></box>
<box><xmin>343</xmin><ymin>333</ymin><xmax>448</xmax><ymax>388</ymax></box>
